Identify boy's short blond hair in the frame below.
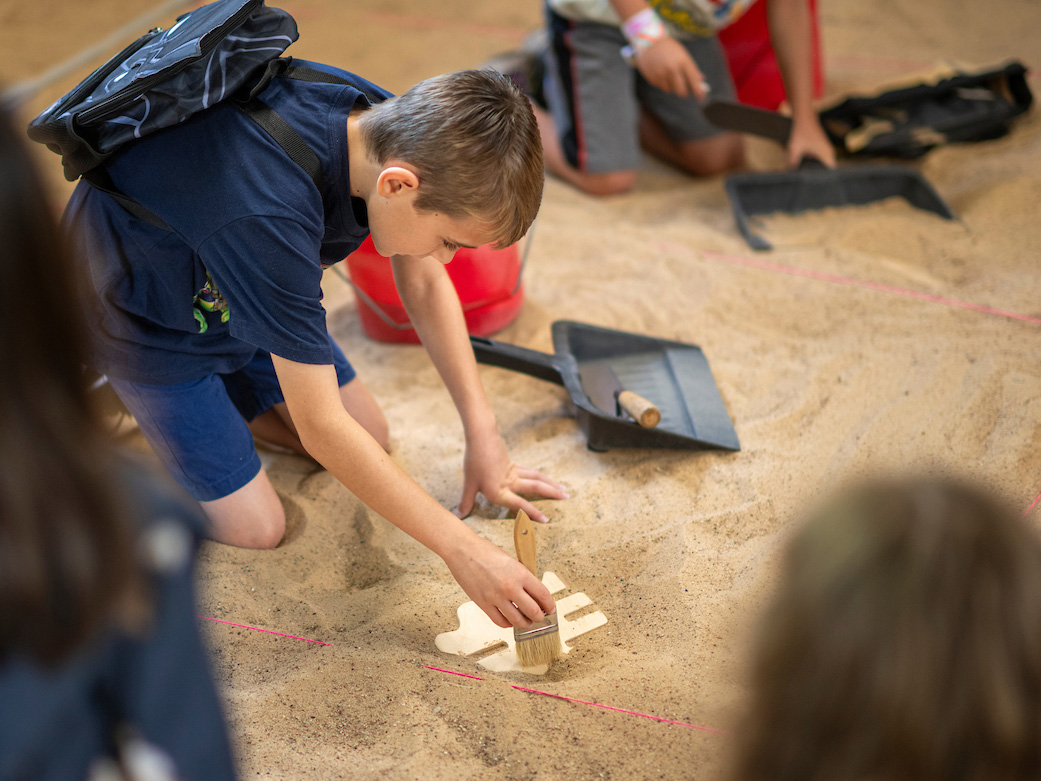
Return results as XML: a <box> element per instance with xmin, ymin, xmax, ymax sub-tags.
<box><xmin>357</xmin><ymin>69</ymin><xmax>544</xmax><ymax>248</ymax></box>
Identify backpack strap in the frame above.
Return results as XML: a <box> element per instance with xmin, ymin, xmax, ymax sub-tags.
<box><xmin>83</xmin><ymin>167</ymin><xmax>173</xmax><ymax>230</ymax></box>
<box><xmin>237</xmin><ymin>57</ymin><xmax>358</xmax><ymax>193</ymax></box>
<box><xmin>238</xmin><ymin>99</ymin><xmax>326</xmax><ymax>191</ymax></box>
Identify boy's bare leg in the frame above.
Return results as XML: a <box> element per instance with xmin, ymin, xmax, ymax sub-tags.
<box><xmin>247</xmin><ymin>410</ymin><xmax>310</xmax><ymax>455</ymax></box>
<box><xmin>202</xmin><ymin>377</ymin><xmax>390</xmax><ymax>549</ymax></box>
<box><xmin>638</xmin><ymin>110</ymin><xmax>745</xmax><ymax>177</ymax></box>
<box><xmin>532</xmin><ymin>104</ymin><xmax>638</xmax><ymax>196</ymax></box>
<box><xmin>249</xmin><ymin>376</ymin><xmax>390</xmax><ymax>456</ymax></box>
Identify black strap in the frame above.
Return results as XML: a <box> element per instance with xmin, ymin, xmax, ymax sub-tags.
<box><xmin>238</xmin><ymin>58</ymin><xmax>361</xmax><ymax>194</ymax></box>
<box><xmin>83</xmin><ymin>167</ymin><xmax>172</xmax><ymax>230</ymax></box>
<box><xmin>239</xmin><ymin>97</ymin><xmax>325</xmax><ymax>192</ymax></box>
<box><xmin>282</xmin><ymin>62</ymin><xmax>354</xmax><ymax>86</ymax></box>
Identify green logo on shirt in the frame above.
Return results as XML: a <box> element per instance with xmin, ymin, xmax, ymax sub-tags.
<box><xmin>193</xmin><ymin>270</ymin><xmax>229</xmax><ymax>333</ymax></box>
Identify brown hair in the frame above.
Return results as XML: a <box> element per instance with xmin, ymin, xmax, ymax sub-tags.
<box><xmin>733</xmin><ymin>476</ymin><xmax>1041</xmax><ymax>780</ymax></box>
<box><xmin>357</xmin><ymin>69</ymin><xmax>544</xmax><ymax>248</ymax></box>
<box><xmin>0</xmin><ymin>102</ymin><xmax>142</xmax><ymax>666</ymax></box>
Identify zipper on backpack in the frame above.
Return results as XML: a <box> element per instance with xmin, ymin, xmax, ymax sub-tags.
<box><xmin>78</xmin><ymin>0</ymin><xmax>264</xmax><ymax>125</ymax></box>
<box><xmin>50</xmin><ymin>30</ymin><xmax>161</xmax><ymax>117</ymax></box>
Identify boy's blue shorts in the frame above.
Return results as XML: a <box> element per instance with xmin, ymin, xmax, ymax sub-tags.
<box><xmin>108</xmin><ymin>346</ymin><xmax>356</xmax><ymax>502</ymax></box>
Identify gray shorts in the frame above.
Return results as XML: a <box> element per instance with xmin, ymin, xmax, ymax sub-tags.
<box><xmin>543</xmin><ymin>8</ymin><xmax>737</xmax><ymax>173</ymax></box>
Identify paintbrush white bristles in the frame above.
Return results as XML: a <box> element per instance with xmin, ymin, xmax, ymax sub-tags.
<box><xmin>515</xmin><ymin>613</ymin><xmax>562</xmax><ymax>667</ymax></box>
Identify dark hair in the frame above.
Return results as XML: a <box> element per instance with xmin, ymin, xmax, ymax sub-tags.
<box><xmin>358</xmin><ymin>69</ymin><xmax>544</xmax><ymax>248</ymax></box>
<box><xmin>732</xmin><ymin>476</ymin><xmax>1041</xmax><ymax>780</ymax></box>
<box><xmin>0</xmin><ymin>103</ymin><xmax>143</xmax><ymax>665</ymax></box>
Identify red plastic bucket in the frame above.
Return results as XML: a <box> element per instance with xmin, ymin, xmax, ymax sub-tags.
<box><xmin>344</xmin><ymin>236</ymin><xmax>525</xmax><ymax>344</ymax></box>
<box><xmin>718</xmin><ymin>0</ymin><xmax>824</xmax><ymax>110</ymax></box>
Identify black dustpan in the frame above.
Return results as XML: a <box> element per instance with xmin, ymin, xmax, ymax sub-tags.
<box><xmin>704</xmin><ymin>99</ymin><xmax>957</xmax><ymax>251</ymax></box>
<box><xmin>724</xmin><ymin>159</ymin><xmax>957</xmax><ymax>250</ymax></box>
<box><xmin>470</xmin><ymin>321</ymin><xmax>740</xmax><ymax>452</ymax></box>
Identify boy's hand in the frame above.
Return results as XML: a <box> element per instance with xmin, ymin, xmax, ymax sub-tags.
<box><xmin>443</xmin><ymin>533</ymin><xmax>556</xmax><ymax>629</ymax></box>
<box><xmin>457</xmin><ymin>431</ymin><xmax>568</xmax><ymax>524</ymax></box>
<box><xmin>634</xmin><ymin>37</ymin><xmax>708</xmax><ymax>99</ymax></box>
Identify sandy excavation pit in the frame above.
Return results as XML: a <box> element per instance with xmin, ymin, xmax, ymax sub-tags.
<box><xmin>3</xmin><ymin>0</ymin><xmax>1040</xmax><ymax>777</ymax></box>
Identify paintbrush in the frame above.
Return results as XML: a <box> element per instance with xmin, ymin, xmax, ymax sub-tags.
<box><xmin>513</xmin><ymin>509</ymin><xmax>562</xmax><ymax>667</ymax></box>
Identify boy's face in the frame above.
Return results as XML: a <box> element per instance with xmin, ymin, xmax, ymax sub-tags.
<box><xmin>365</xmin><ymin>165</ymin><xmax>495</xmax><ymax>262</ymax></box>
<box><xmin>369</xmin><ymin>204</ymin><xmax>492</xmax><ymax>263</ymax></box>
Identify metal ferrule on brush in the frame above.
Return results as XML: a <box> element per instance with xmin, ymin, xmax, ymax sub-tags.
<box><xmin>514</xmin><ymin>613</ymin><xmax>559</xmax><ymax>641</ymax></box>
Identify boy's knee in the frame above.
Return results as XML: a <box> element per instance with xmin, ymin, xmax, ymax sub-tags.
<box><xmin>679</xmin><ymin>135</ymin><xmax>745</xmax><ymax>177</ymax></box>
<box><xmin>212</xmin><ymin>503</ymin><xmax>285</xmax><ymax>549</ymax></box>
<box><xmin>574</xmin><ymin>169</ymin><xmax>638</xmax><ymax>197</ymax></box>
<box><xmin>247</xmin><ymin>507</ymin><xmax>287</xmax><ymax>549</ymax></box>
<box><xmin>201</xmin><ymin>473</ymin><xmax>287</xmax><ymax>549</ymax></box>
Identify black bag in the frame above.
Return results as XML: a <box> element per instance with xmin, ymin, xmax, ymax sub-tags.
<box><xmin>27</xmin><ymin>0</ymin><xmax>368</xmax><ymax>231</ymax></box>
<box><xmin>819</xmin><ymin>61</ymin><xmax>1033</xmax><ymax>159</ymax></box>
<box><xmin>28</xmin><ymin>0</ymin><xmax>298</xmax><ymax>182</ymax></box>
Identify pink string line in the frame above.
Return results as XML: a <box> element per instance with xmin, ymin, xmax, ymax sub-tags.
<box><xmin>695</xmin><ymin>249</ymin><xmax>1041</xmax><ymax>325</ymax></box>
<box><xmin>1024</xmin><ymin>491</ymin><xmax>1041</xmax><ymax>518</ymax></box>
<box><xmin>199</xmin><ymin>616</ymin><xmax>332</xmax><ymax>646</ymax></box>
<box><xmin>424</xmin><ymin>665</ymin><xmax>726</xmax><ymax>734</ymax></box>
<box><xmin>424</xmin><ymin>665</ymin><xmax>487</xmax><ymax>681</ymax></box>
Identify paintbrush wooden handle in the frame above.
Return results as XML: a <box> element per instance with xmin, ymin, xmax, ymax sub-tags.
<box><xmin>618</xmin><ymin>390</ymin><xmax>661</xmax><ymax>428</ymax></box>
<box><xmin>513</xmin><ymin>510</ymin><xmax>537</xmax><ymax>576</ymax></box>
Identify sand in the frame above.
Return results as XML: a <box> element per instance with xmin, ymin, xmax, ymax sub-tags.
<box><xmin>3</xmin><ymin>0</ymin><xmax>1040</xmax><ymax>777</ymax></box>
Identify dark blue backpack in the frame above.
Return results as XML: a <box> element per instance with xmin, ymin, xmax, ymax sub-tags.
<box><xmin>27</xmin><ymin>0</ymin><xmax>354</xmax><ymax>227</ymax></box>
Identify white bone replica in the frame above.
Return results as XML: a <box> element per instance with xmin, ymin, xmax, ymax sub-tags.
<box><xmin>435</xmin><ymin>572</ymin><xmax>608</xmax><ymax>675</ymax></box>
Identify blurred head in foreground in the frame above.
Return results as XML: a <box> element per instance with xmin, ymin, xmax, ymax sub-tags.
<box><xmin>0</xmin><ymin>99</ymin><xmax>235</xmax><ymax>778</ymax></box>
<box><xmin>0</xmin><ymin>99</ymin><xmax>145</xmax><ymax>665</ymax></box>
<box><xmin>733</xmin><ymin>476</ymin><xmax>1041</xmax><ymax>780</ymax></box>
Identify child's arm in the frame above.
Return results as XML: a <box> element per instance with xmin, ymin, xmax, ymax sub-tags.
<box><xmin>765</xmin><ymin>0</ymin><xmax>835</xmax><ymax>167</ymax></box>
<box><xmin>611</xmin><ymin>0</ymin><xmax>708</xmax><ymax>99</ymax></box>
<box><xmin>271</xmin><ymin>354</ymin><xmax>556</xmax><ymax>628</ymax></box>
<box><xmin>391</xmin><ymin>253</ymin><xmax>568</xmax><ymax>524</ymax></box>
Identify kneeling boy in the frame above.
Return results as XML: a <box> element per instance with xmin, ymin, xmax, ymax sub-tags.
<box><xmin>66</xmin><ymin>65</ymin><xmax>563</xmax><ymax>630</ymax></box>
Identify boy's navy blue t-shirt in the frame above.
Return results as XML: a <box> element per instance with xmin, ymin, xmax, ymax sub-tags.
<box><xmin>68</xmin><ymin>60</ymin><xmax>392</xmax><ymax>384</ymax></box>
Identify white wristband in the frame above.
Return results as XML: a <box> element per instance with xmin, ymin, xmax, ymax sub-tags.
<box><xmin>621</xmin><ymin>7</ymin><xmax>667</xmax><ymax>52</ymax></box>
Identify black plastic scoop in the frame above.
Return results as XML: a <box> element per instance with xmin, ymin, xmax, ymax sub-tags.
<box><xmin>704</xmin><ymin>99</ymin><xmax>957</xmax><ymax>251</ymax></box>
<box><xmin>470</xmin><ymin>321</ymin><xmax>740</xmax><ymax>452</ymax></box>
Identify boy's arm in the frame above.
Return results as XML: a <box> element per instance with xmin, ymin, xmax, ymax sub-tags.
<box><xmin>391</xmin><ymin>252</ymin><xmax>568</xmax><ymax>523</ymax></box>
<box><xmin>765</xmin><ymin>0</ymin><xmax>835</xmax><ymax>167</ymax></box>
<box><xmin>271</xmin><ymin>355</ymin><xmax>556</xmax><ymax>628</ymax></box>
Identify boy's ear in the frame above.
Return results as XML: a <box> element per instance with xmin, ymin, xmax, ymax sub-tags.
<box><xmin>376</xmin><ymin>165</ymin><xmax>420</xmax><ymax>199</ymax></box>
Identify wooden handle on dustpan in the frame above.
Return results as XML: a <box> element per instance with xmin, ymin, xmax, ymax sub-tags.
<box><xmin>617</xmin><ymin>390</ymin><xmax>661</xmax><ymax>428</ymax></box>
<box><xmin>513</xmin><ymin>510</ymin><xmax>537</xmax><ymax>576</ymax></box>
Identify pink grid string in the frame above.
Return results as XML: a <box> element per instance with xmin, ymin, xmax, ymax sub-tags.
<box><xmin>1024</xmin><ymin>491</ymin><xmax>1041</xmax><ymax>518</ymax></box>
<box><xmin>199</xmin><ymin>616</ymin><xmax>332</xmax><ymax>646</ymax></box>
<box><xmin>690</xmin><ymin>249</ymin><xmax>1041</xmax><ymax>325</ymax></box>
<box><xmin>424</xmin><ymin>665</ymin><xmax>726</xmax><ymax>734</ymax></box>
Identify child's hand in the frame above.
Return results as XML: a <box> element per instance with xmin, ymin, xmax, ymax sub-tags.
<box><xmin>634</xmin><ymin>37</ymin><xmax>708</xmax><ymax>99</ymax></box>
<box><xmin>787</xmin><ymin>115</ymin><xmax>836</xmax><ymax>168</ymax></box>
<box><xmin>457</xmin><ymin>431</ymin><xmax>568</xmax><ymax>524</ymax></box>
<box><xmin>443</xmin><ymin>533</ymin><xmax>557</xmax><ymax>629</ymax></box>
<box><xmin>786</xmin><ymin>117</ymin><xmax>836</xmax><ymax>168</ymax></box>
